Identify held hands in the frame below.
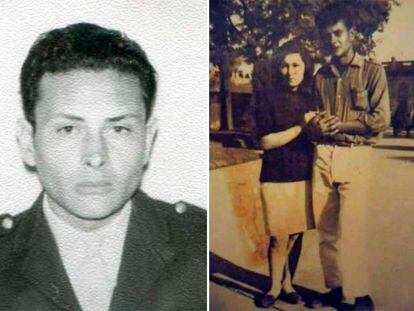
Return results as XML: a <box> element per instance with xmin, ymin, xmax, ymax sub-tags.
<box><xmin>304</xmin><ymin>111</ymin><xmax>340</xmax><ymax>139</ymax></box>
<box><xmin>304</xmin><ymin>111</ymin><xmax>317</xmax><ymax>124</ymax></box>
<box><xmin>316</xmin><ymin>112</ymin><xmax>340</xmax><ymax>136</ymax></box>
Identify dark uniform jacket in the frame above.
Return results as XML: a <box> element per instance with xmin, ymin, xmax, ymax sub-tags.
<box><xmin>0</xmin><ymin>190</ymin><xmax>206</xmax><ymax>310</ymax></box>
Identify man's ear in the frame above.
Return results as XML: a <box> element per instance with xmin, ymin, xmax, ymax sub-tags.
<box><xmin>16</xmin><ymin>118</ymin><xmax>36</xmax><ymax>167</ymax></box>
<box><xmin>349</xmin><ymin>27</ymin><xmax>356</xmax><ymax>41</ymax></box>
<box><xmin>144</xmin><ymin>115</ymin><xmax>158</xmax><ymax>167</ymax></box>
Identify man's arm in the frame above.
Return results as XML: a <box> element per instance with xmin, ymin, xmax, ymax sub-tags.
<box><xmin>336</xmin><ymin>120</ymin><xmax>368</xmax><ymax>135</ymax></box>
<box><xmin>308</xmin><ymin>74</ymin><xmax>342</xmax><ymax>138</ymax></box>
<box><xmin>354</xmin><ymin>65</ymin><xmax>391</xmax><ymax>134</ymax></box>
<box><xmin>325</xmin><ymin>65</ymin><xmax>390</xmax><ymax>136</ymax></box>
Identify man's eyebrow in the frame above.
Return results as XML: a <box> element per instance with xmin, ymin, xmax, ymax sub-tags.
<box><xmin>106</xmin><ymin>114</ymin><xmax>142</xmax><ymax>122</ymax></box>
<box><xmin>50</xmin><ymin>113</ymin><xmax>142</xmax><ymax>122</ymax></box>
<box><xmin>52</xmin><ymin>113</ymin><xmax>85</xmax><ymax>121</ymax></box>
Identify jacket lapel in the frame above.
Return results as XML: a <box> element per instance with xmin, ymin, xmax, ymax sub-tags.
<box><xmin>19</xmin><ymin>194</ymin><xmax>82</xmax><ymax>311</ymax></box>
<box><xmin>110</xmin><ymin>191</ymin><xmax>176</xmax><ymax>310</ymax></box>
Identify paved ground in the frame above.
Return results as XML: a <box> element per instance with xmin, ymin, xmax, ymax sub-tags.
<box><xmin>210</xmin><ymin>132</ymin><xmax>414</xmax><ymax>310</ymax></box>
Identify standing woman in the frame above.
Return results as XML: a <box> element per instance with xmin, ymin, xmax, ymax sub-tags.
<box><xmin>254</xmin><ymin>39</ymin><xmax>316</xmax><ymax>307</ymax></box>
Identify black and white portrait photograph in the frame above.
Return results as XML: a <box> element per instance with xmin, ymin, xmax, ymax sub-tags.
<box><xmin>210</xmin><ymin>0</ymin><xmax>414</xmax><ymax>310</ymax></box>
<box><xmin>0</xmin><ymin>1</ymin><xmax>207</xmax><ymax>310</ymax></box>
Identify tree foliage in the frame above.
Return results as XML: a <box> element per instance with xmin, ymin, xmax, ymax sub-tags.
<box><xmin>210</xmin><ymin>0</ymin><xmax>400</xmax><ymax>65</ymax></box>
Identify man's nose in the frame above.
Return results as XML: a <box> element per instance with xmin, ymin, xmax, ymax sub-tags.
<box><xmin>330</xmin><ymin>33</ymin><xmax>338</xmax><ymax>45</ymax></box>
<box><xmin>288</xmin><ymin>66</ymin><xmax>295</xmax><ymax>76</ymax></box>
<box><xmin>82</xmin><ymin>133</ymin><xmax>107</xmax><ymax>168</ymax></box>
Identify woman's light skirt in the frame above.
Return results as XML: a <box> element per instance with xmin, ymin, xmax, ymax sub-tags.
<box><xmin>261</xmin><ymin>180</ymin><xmax>315</xmax><ymax>236</ymax></box>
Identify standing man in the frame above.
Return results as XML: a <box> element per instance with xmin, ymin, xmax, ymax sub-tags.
<box><xmin>310</xmin><ymin>4</ymin><xmax>390</xmax><ymax>310</ymax></box>
<box><xmin>0</xmin><ymin>23</ymin><xmax>206</xmax><ymax>310</ymax></box>
<box><xmin>392</xmin><ymin>82</ymin><xmax>412</xmax><ymax>137</ymax></box>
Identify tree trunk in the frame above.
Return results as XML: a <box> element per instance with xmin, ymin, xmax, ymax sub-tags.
<box><xmin>218</xmin><ymin>58</ymin><xmax>234</xmax><ymax>131</ymax></box>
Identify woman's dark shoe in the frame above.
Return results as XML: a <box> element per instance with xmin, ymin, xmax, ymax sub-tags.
<box><xmin>279</xmin><ymin>290</ymin><xmax>302</xmax><ymax>304</ymax></box>
<box><xmin>254</xmin><ymin>294</ymin><xmax>277</xmax><ymax>308</ymax></box>
<box><xmin>255</xmin><ymin>290</ymin><xmax>303</xmax><ymax>308</ymax></box>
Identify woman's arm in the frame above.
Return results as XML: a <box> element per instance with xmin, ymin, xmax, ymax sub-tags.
<box><xmin>260</xmin><ymin>125</ymin><xmax>303</xmax><ymax>150</ymax></box>
<box><xmin>260</xmin><ymin>111</ymin><xmax>317</xmax><ymax>150</ymax></box>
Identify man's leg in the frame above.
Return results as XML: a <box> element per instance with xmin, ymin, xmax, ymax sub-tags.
<box><xmin>334</xmin><ymin>147</ymin><xmax>371</xmax><ymax>301</ymax></box>
<box><xmin>313</xmin><ymin>145</ymin><xmax>342</xmax><ymax>291</ymax></box>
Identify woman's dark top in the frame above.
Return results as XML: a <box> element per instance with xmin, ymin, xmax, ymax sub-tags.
<box><xmin>255</xmin><ymin>87</ymin><xmax>314</xmax><ymax>183</ymax></box>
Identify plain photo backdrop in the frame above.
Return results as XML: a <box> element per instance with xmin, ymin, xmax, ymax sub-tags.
<box><xmin>0</xmin><ymin>0</ymin><xmax>208</xmax><ymax>213</ymax></box>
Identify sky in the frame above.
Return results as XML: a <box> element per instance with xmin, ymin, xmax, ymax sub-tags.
<box><xmin>374</xmin><ymin>0</ymin><xmax>414</xmax><ymax>62</ymax></box>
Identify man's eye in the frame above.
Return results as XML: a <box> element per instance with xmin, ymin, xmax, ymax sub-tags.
<box><xmin>113</xmin><ymin>126</ymin><xmax>131</xmax><ymax>134</ymax></box>
<box><xmin>57</xmin><ymin>125</ymin><xmax>75</xmax><ymax>134</ymax></box>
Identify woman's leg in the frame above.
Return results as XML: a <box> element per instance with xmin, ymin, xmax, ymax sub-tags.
<box><xmin>282</xmin><ymin>233</ymin><xmax>301</xmax><ymax>293</ymax></box>
<box><xmin>267</xmin><ymin>233</ymin><xmax>289</xmax><ymax>296</ymax></box>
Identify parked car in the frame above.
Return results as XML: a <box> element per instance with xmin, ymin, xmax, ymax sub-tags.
<box><xmin>210</xmin><ymin>130</ymin><xmax>260</xmax><ymax>149</ymax></box>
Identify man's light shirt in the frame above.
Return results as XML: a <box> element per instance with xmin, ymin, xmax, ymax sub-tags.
<box><xmin>43</xmin><ymin>194</ymin><xmax>131</xmax><ymax>311</ymax></box>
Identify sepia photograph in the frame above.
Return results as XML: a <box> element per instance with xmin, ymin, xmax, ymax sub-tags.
<box><xmin>0</xmin><ymin>1</ymin><xmax>207</xmax><ymax>310</ymax></box>
<box><xmin>210</xmin><ymin>0</ymin><xmax>413</xmax><ymax>310</ymax></box>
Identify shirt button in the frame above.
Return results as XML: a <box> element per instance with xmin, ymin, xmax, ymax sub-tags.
<box><xmin>175</xmin><ymin>202</ymin><xmax>187</xmax><ymax>214</ymax></box>
<box><xmin>1</xmin><ymin>216</ymin><xmax>13</xmax><ymax>230</ymax></box>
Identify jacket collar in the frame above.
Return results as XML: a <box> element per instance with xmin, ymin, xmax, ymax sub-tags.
<box><xmin>110</xmin><ymin>190</ymin><xmax>176</xmax><ymax>309</ymax></box>
<box><xmin>327</xmin><ymin>52</ymin><xmax>364</xmax><ymax>77</ymax></box>
<box><xmin>19</xmin><ymin>190</ymin><xmax>175</xmax><ymax>310</ymax></box>
<box><xmin>20</xmin><ymin>193</ymin><xmax>82</xmax><ymax>311</ymax></box>
<box><xmin>349</xmin><ymin>52</ymin><xmax>365</xmax><ymax>68</ymax></box>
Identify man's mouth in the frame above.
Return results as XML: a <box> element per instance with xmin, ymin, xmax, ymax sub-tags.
<box><xmin>75</xmin><ymin>181</ymin><xmax>113</xmax><ymax>194</ymax></box>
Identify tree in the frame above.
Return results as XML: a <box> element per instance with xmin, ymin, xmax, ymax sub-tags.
<box><xmin>210</xmin><ymin>0</ymin><xmax>243</xmax><ymax>130</ymax></box>
<box><xmin>333</xmin><ymin>0</ymin><xmax>400</xmax><ymax>55</ymax></box>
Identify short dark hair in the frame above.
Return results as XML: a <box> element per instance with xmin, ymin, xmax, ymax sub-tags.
<box><xmin>315</xmin><ymin>3</ymin><xmax>353</xmax><ymax>31</ymax></box>
<box><xmin>273</xmin><ymin>39</ymin><xmax>314</xmax><ymax>92</ymax></box>
<box><xmin>20</xmin><ymin>22</ymin><xmax>157</xmax><ymax>126</ymax></box>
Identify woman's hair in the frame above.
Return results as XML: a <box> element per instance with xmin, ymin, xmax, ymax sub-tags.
<box><xmin>272</xmin><ymin>39</ymin><xmax>314</xmax><ymax>93</ymax></box>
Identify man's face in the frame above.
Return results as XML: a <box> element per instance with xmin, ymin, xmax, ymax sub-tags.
<box><xmin>21</xmin><ymin>69</ymin><xmax>155</xmax><ymax>220</ymax></box>
<box><xmin>321</xmin><ymin>20</ymin><xmax>354</xmax><ymax>58</ymax></box>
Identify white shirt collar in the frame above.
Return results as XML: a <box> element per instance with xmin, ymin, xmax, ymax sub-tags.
<box><xmin>43</xmin><ymin>193</ymin><xmax>132</xmax><ymax>311</ymax></box>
